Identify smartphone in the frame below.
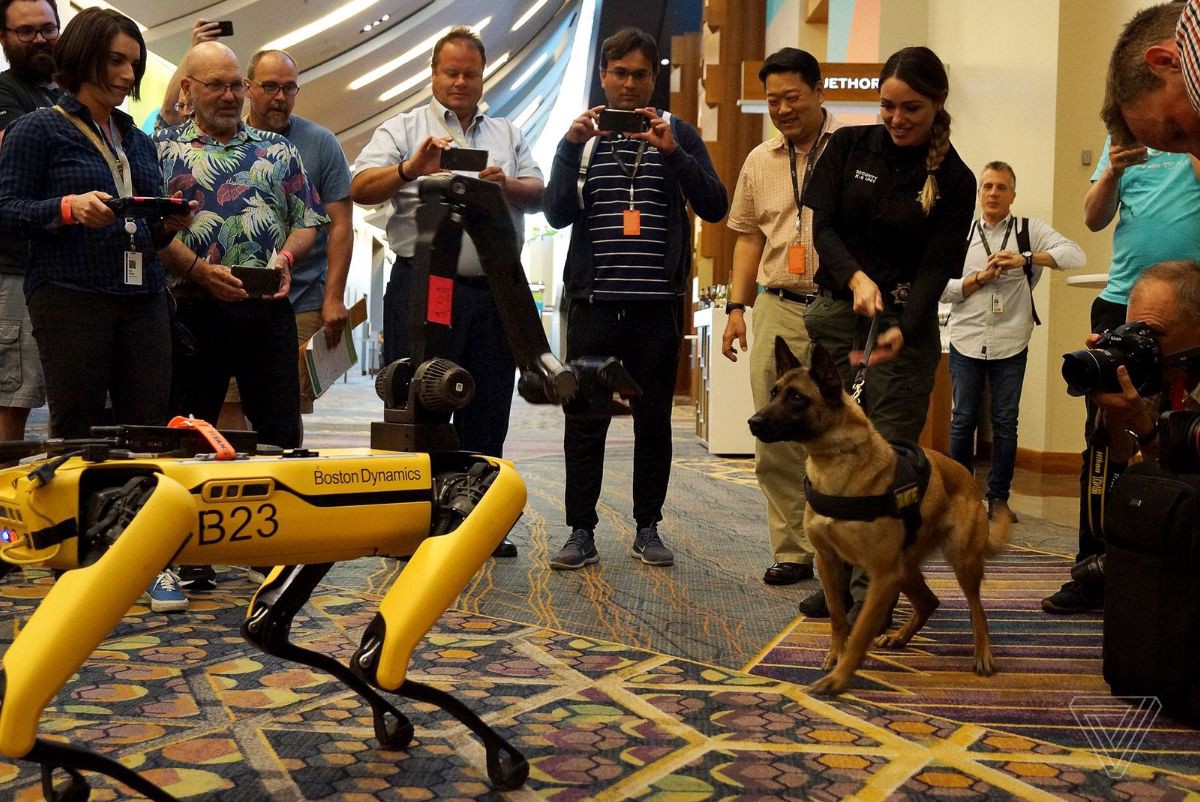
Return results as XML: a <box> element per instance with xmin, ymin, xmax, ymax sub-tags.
<box><xmin>598</xmin><ymin>108</ymin><xmax>648</xmax><ymax>134</ymax></box>
<box><xmin>230</xmin><ymin>265</ymin><xmax>281</xmax><ymax>296</ymax></box>
<box><xmin>439</xmin><ymin>147</ymin><xmax>489</xmax><ymax>172</ymax></box>
<box><xmin>216</xmin><ymin>20</ymin><xmax>234</xmax><ymax>37</ymax></box>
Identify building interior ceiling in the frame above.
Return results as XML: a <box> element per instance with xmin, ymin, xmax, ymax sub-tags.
<box><xmin>109</xmin><ymin>0</ymin><xmax>585</xmax><ymax>159</ymax></box>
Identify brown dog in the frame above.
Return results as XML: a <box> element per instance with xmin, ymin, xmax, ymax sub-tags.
<box><xmin>748</xmin><ymin>337</ymin><xmax>1009</xmax><ymax>695</ymax></box>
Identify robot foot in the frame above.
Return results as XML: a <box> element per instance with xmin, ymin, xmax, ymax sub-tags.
<box><xmin>398</xmin><ymin>679</ymin><xmax>529</xmax><ymax>790</ymax></box>
<box><xmin>27</xmin><ymin>738</ymin><xmax>179</xmax><ymax>802</ymax></box>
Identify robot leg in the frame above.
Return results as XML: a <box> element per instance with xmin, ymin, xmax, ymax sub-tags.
<box><xmin>1</xmin><ymin>474</ymin><xmax>195</xmax><ymax>801</ymax></box>
<box><xmin>351</xmin><ymin>458</ymin><xmax>529</xmax><ymax>790</ymax></box>
<box><xmin>241</xmin><ymin>563</ymin><xmax>414</xmax><ymax>749</ymax></box>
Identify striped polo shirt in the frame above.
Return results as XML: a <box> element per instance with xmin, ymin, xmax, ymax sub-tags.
<box><xmin>585</xmin><ymin>136</ymin><xmax>673</xmax><ymax>301</ymax></box>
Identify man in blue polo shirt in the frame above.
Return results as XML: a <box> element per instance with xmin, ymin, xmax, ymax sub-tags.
<box><xmin>543</xmin><ymin>27</ymin><xmax>727</xmax><ymax>570</ymax></box>
<box><xmin>351</xmin><ymin>26</ymin><xmax>544</xmax><ymax>559</ymax></box>
<box><xmin>245</xmin><ymin>48</ymin><xmax>353</xmax><ymax>425</ymax></box>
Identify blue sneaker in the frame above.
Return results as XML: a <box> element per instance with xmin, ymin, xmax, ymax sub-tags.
<box><xmin>145</xmin><ymin>570</ymin><xmax>188</xmax><ymax>613</ymax></box>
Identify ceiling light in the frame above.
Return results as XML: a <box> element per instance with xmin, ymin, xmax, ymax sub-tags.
<box><xmin>483</xmin><ymin>53</ymin><xmax>511</xmax><ymax>80</ymax></box>
<box><xmin>266</xmin><ymin>0</ymin><xmax>381</xmax><ymax>51</ymax></box>
<box><xmin>660</xmin><ymin>58</ymin><xmax>670</xmax><ymax>66</ymax></box>
<box><xmin>512</xmin><ymin>95</ymin><xmax>543</xmax><ymax>128</ymax></box>
<box><xmin>511</xmin><ymin>0</ymin><xmax>550</xmax><ymax>32</ymax></box>
<box><xmin>351</xmin><ymin>17</ymin><xmax>492</xmax><ymax>91</ymax></box>
<box><xmin>509</xmin><ymin>54</ymin><xmax>548</xmax><ymax>92</ymax></box>
<box><xmin>379</xmin><ymin>71</ymin><xmax>426</xmax><ymax>102</ymax></box>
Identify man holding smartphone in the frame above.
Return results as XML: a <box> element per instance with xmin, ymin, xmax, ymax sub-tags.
<box><xmin>351</xmin><ymin>26</ymin><xmax>543</xmax><ymax>558</ymax></box>
<box><xmin>543</xmin><ymin>27</ymin><xmax>727</xmax><ymax>570</ymax></box>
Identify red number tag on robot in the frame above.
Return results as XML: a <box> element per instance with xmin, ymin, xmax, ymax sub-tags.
<box><xmin>427</xmin><ymin>275</ymin><xmax>454</xmax><ymax>325</ymax></box>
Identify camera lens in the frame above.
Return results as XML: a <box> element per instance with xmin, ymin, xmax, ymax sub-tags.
<box><xmin>1062</xmin><ymin>349</ymin><xmax>1115</xmax><ymax>397</ymax></box>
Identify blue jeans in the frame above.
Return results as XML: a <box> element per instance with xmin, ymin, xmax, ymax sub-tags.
<box><xmin>948</xmin><ymin>345</ymin><xmax>1028</xmax><ymax>501</ymax></box>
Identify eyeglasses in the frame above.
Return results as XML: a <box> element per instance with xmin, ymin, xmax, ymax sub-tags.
<box><xmin>604</xmin><ymin>68</ymin><xmax>652</xmax><ymax>83</ymax></box>
<box><xmin>188</xmin><ymin>76</ymin><xmax>249</xmax><ymax>95</ymax></box>
<box><xmin>4</xmin><ymin>24</ymin><xmax>59</xmax><ymax>42</ymax></box>
<box><xmin>250</xmin><ymin>79</ymin><xmax>300</xmax><ymax>97</ymax></box>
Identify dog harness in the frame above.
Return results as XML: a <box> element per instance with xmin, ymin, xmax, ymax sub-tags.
<box><xmin>802</xmin><ymin>440</ymin><xmax>932</xmax><ymax>549</ymax></box>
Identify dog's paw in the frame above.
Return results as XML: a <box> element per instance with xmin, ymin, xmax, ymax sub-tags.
<box><xmin>821</xmin><ymin>651</ymin><xmax>839</xmax><ymax>671</ymax></box>
<box><xmin>874</xmin><ymin>632</ymin><xmax>909</xmax><ymax>649</ymax></box>
<box><xmin>974</xmin><ymin>651</ymin><xmax>996</xmax><ymax>677</ymax></box>
<box><xmin>808</xmin><ymin>672</ymin><xmax>849</xmax><ymax>696</ymax></box>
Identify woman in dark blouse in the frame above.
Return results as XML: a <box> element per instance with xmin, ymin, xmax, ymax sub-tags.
<box><xmin>0</xmin><ymin>7</ymin><xmax>190</xmax><ymax>439</ymax></box>
<box><xmin>799</xmin><ymin>46</ymin><xmax>976</xmax><ymax>621</ymax></box>
<box><xmin>804</xmin><ymin>45</ymin><xmax>974</xmax><ymax>440</ymax></box>
<box><xmin>0</xmin><ymin>8</ymin><xmax>193</xmax><ymax>611</ymax></box>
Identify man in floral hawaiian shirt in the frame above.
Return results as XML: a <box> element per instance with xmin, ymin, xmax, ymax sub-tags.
<box><xmin>155</xmin><ymin>41</ymin><xmax>326</xmax><ymax>450</ymax></box>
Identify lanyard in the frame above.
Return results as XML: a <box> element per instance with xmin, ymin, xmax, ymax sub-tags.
<box><xmin>974</xmin><ymin>218</ymin><xmax>1013</xmax><ymax>258</ymax></box>
<box><xmin>53</xmin><ymin>105</ymin><xmax>133</xmax><ymax>197</ymax></box>
<box><xmin>430</xmin><ymin>107</ymin><xmax>472</xmax><ymax>147</ymax></box>
<box><xmin>610</xmin><ymin>138</ymin><xmax>647</xmax><ymax>210</ymax></box>
<box><xmin>787</xmin><ymin>110</ymin><xmax>826</xmax><ymax>230</ymax></box>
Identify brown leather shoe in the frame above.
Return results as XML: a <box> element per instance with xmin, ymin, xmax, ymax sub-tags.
<box><xmin>763</xmin><ymin>562</ymin><xmax>814</xmax><ymax>585</ymax></box>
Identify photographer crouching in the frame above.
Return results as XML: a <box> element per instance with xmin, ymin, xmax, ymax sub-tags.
<box><xmin>1058</xmin><ymin>259</ymin><xmax>1200</xmax><ymax>600</ymax></box>
<box><xmin>1059</xmin><ymin>260</ymin><xmax>1200</xmax><ymax>719</ymax></box>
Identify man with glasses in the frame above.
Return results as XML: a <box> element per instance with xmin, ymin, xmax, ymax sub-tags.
<box><xmin>351</xmin><ymin>26</ymin><xmax>543</xmax><ymax>559</ymax></box>
<box><xmin>245</xmin><ymin>48</ymin><xmax>352</xmax><ymax>430</ymax></box>
<box><xmin>543</xmin><ymin>27</ymin><xmax>727</xmax><ymax>570</ymax></box>
<box><xmin>0</xmin><ymin>0</ymin><xmax>59</xmax><ymax>440</ymax></box>
<box><xmin>153</xmin><ymin>42</ymin><xmax>326</xmax><ymax>591</ymax></box>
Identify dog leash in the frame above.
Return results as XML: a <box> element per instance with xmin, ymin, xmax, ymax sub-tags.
<box><xmin>849</xmin><ymin>314</ymin><xmax>880</xmax><ymax>405</ymax></box>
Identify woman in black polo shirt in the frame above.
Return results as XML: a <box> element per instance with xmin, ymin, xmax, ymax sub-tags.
<box><xmin>798</xmin><ymin>46</ymin><xmax>975</xmax><ymax>621</ymax></box>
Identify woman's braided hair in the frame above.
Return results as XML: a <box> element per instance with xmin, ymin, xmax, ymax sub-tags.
<box><xmin>880</xmin><ymin>46</ymin><xmax>950</xmax><ymax>216</ymax></box>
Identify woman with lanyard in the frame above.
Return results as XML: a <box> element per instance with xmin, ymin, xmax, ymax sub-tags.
<box><xmin>795</xmin><ymin>46</ymin><xmax>976</xmax><ymax>623</ymax></box>
<box><xmin>0</xmin><ymin>8</ymin><xmax>192</xmax><ymax>609</ymax></box>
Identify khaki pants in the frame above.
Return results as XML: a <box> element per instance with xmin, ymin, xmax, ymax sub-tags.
<box><xmin>750</xmin><ymin>291</ymin><xmax>815</xmax><ymax>564</ymax></box>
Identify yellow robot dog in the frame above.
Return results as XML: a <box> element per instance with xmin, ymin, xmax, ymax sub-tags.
<box><xmin>0</xmin><ymin>176</ymin><xmax>636</xmax><ymax>801</ymax></box>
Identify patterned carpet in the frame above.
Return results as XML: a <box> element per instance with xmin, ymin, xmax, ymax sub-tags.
<box><xmin>3</xmin><ymin>563</ymin><xmax>1198</xmax><ymax>802</ymax></box>
<box><xmin>3</xmin><ymin>376</ymin><xmax>1198</xmax><ymax>799</ymax></box>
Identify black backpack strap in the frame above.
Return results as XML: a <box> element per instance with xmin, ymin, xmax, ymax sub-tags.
<box><xmin>1015</xmin><ymin>218</ymin><xmax>1040</xmax><ymax>325</ymax></box>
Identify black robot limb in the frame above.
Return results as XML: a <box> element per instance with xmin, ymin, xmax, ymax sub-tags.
<box><xmin>370</xmin><ymin>174</ymin><xmax>640</xmax><ymax>456</ymax></box>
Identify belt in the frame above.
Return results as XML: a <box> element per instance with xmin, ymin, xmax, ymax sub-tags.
<box><xmin>766</xmin><ymin>286</ymin><xmax>817</xmax><ymax>305</ymax></box>
<box><xmin>455</xmin><ymin>275</ymin><xmax>489</xmax><ymax>289</ymax></box>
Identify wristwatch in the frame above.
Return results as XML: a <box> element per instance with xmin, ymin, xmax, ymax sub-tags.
<box><xmin>1022</xmin><ymin>251</ymin><xmax>1034</xmax><ymax>270</ymax></box>
<box><xmin>725</xmin><ymin>302</ymin><xmax>746</xmax><ymax>313</ymax></box>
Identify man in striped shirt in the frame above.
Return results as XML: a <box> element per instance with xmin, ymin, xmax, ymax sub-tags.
<box><xmin>543</xmin><ymin>27</ymin><xmax>727</xmax><ymax>570</ymax></box>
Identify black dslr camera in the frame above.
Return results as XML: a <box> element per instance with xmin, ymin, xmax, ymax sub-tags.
<box><xmin>1062</xmin><ymin>320</ymin><xmax>1162</xmax><ymax>397</ymax></box>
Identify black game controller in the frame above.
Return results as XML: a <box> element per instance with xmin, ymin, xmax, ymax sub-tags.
<box><xmin>106</xmin><ymin>196</ymin><xmax>190</xmax><ymax>218</ymax></box>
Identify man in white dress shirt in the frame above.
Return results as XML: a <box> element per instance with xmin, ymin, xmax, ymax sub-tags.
<box><xmin>940</xmin><ymin>161</ymin><xmax>1085</xmax><ymax>521</ymax></box>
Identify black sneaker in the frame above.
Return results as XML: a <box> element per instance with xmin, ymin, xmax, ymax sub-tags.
<box><xmin>1042</xmin><ymin>580</ymin><xmax>1102</xmax><ymax>614</ymax></box>
<box><xmin>631</xmin><ymin>524</ymin><xmax>674</xmax><ymax>566</ymax></box>
<box><xmin>798</xmin><ymin>587</ymin><xmax>853</xmax><ymax>618</ymax></box>
<box><xmin>847</xmin><ymin>599</ymin><xmax>894</xmax><ymax>635</ymax></box>
<box><xmin>550</xmin><ymin>529</ymin><xmax>598</xmax><ymax>570</ymax></box>
<box><xmin>177</xmin><ymin>565</ymin><xmax>217</xmax><ymax>591</ymax></box>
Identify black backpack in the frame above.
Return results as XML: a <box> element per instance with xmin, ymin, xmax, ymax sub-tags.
<box><xmin>1101</xmin><ymin>462</ymin><xmax>1200</xmax><ymax>723</ymax></box>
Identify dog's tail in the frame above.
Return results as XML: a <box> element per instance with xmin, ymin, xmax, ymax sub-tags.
<box><xmin>985</xmin><ymin>511</ymin><xmax>1011</xmax><ymax>557</ymax></box>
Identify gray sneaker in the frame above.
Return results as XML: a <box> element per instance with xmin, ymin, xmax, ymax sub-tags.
<box><xmin>631</xmin><ymin>524</ymin><xmax>674</xmax><ymax>566</ymax></box>
<box><xmin>549</xmin><ymin>528</ymin><xmax>599</xmax><ymax>570</ymax></box>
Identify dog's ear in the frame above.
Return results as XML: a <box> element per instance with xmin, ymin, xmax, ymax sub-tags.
<box><xmin>809</xmin><ymin>343</ymin><xmax>844</xmax><ymax>402</ymax></box>
<box><xmin>773</xmin><ymin>336</ymin><xmax>802</xmax><ymax>378</ymax></box>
